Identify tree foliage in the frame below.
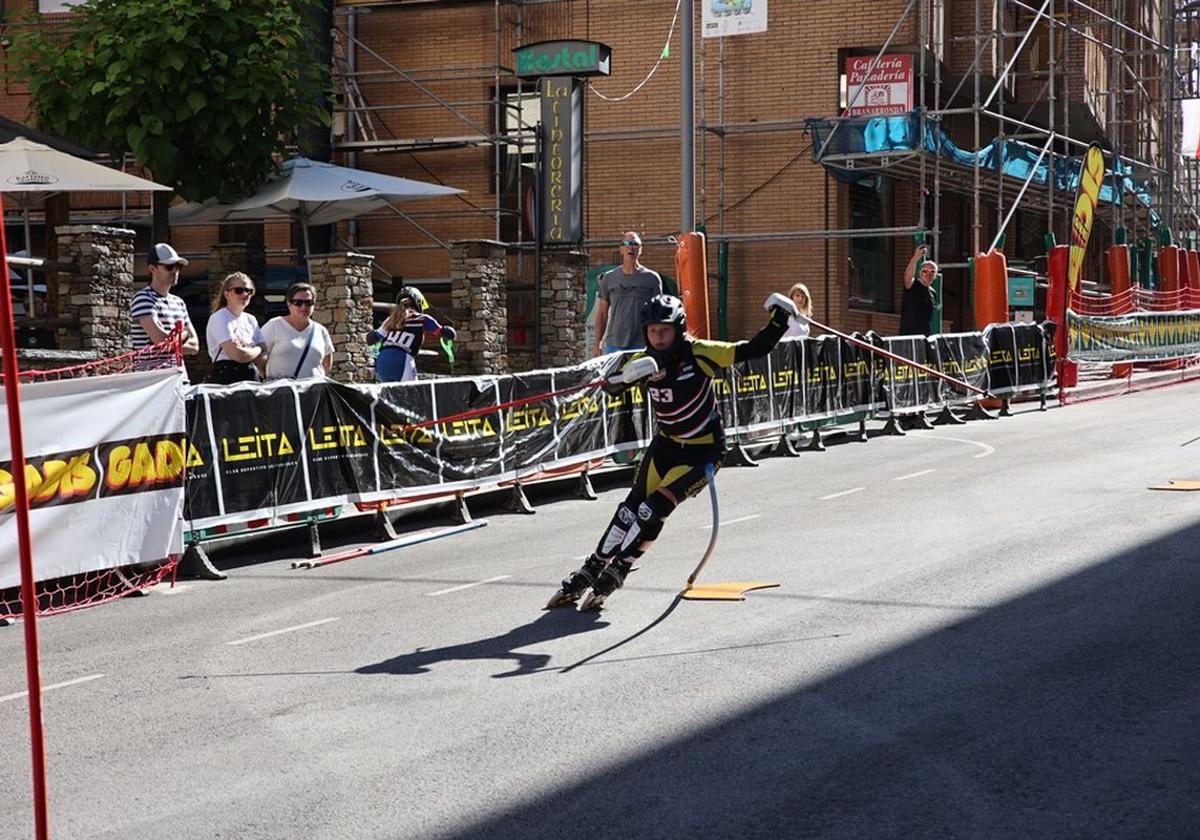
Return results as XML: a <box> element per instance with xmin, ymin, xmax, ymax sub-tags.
<box><xmin>11</xmin><ymin>0</ymin><xmax>331</xmax><ymax>201</ymax></box>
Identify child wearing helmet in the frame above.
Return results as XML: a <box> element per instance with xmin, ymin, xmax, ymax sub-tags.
<box><xmin>368</xmin><ymin>287</ymin><xmax>457</xmax><ymax>383</ymax></box>
<box><xmin>547</xmin><ymin>291</ymin><xmax>801</xmax><ymax>610</ymax></box>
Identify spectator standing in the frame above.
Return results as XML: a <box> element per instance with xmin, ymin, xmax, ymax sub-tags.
<box><xmin>260</xmin><ymin>282</ymin><xmax>334</xmax><ymax>380</ymax></box>
<box><xmin>205</xmin><ymin>272</ymin><xmax>265</xmax><ymax>384</ymax></box>
<box><xmin>368</xmin><ymin>286</ymin><xmax>456</xmax><ymax>383</ymax></box>
<box><xmin>130</xmin><ymin>243</ymin><xmax>200</xmax><ymax>356</ymax></box>
<box><xmin>783</xmin><ymin>282</ymin><xmax>815</xmax><ymax>339</ymax></box>
<box><xmin>594</xmin><ymin>231</ymin><xmax>663</xmax><ymax>356</ymax></box>
<box><xmin>900</xmin><ymin>244</ymin><xmax>937</xmax><ymax>337</ymax></box>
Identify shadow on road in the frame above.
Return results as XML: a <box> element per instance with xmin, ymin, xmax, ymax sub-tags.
<box><xmin>440</xmin><ymin>520</ymin><xmax>1200</xmax><ymax>839</ymax></box>
<box><xmin>356</xmin><ymin>608</ymin><xmax>610</xmax><ymax>678</ymax></box>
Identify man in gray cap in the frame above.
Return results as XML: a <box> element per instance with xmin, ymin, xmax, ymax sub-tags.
<box><xmin>130</xmin><ymin>243</ymin><xmax>199</xmax><ymax>355</ymax></box>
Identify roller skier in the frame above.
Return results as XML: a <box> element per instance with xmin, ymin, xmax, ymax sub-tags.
<box><xmin>546</xmin><ymin>291</ymin><xmax>801</xmax><ymax>611</ymax></box>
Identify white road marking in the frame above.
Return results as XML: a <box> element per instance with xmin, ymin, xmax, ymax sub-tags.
<box><xmin>895</xmin><ymin>469</ymin><xmax>935</xmax><ymax>481</ymax></box>
<box><xmin>428</xmin><ymin>575</ymin><xmax>511</xmax><ymax>597</ymax></box>
<box><xmin>227</xmin><ymin>618</ymin><xmax>340</xmax><ymax>646</ymax></box>
<box><xmin>703</xmin><ymin>514</ymin><xmax>760</xmax><ymax>530</ymax></box>
<box><xmin>0</xmin><ymin>673</ymin><xmax>105</xmax><ymax>704</ymax></box>
<box><xmin>820</xmin><ymin>487</ymin><xmax>864</xmax><ymax>501</ymax></box>
<box><xmin>924</xmin><ymin>434</ymin><xmax>996</xmax><ymax>458</ymax></box>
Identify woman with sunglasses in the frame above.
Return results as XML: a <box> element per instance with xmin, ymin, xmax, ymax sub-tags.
<box><xmin>260</xmin><ymin>282</ymin><xmax>335</xmax><ymax>380</ymax></box>
<box><xmin>205</xmin><ymin>272</ymin><xmax>266</xmax><ymax>385</ymax></box>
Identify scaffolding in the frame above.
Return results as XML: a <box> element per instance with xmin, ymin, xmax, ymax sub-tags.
<box><xmin>331</xmin><ymin>0</ymin><xmax>1200</xmax><ymax>315</ymax></box>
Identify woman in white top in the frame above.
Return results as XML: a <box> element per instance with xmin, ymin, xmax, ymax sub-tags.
<box><xmin>205</xmin><ymin>272</ymin><xmax>266</xmax><ymax>384</ymax></box>
<box><xmin>260</xmin><ymin>282</ymin><xmax>335</xmax><ymax>380</ymax></box>
<box><xmin>783</xmin><ymin>282</ymin><xmax>815</xmax><ymax>339</ymax></box>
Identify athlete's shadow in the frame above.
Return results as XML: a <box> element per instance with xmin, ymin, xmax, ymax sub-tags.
<box><xmin>357</xmin><ymin>609</ymin><xmax>609</xmax><ymax>679</ymax></box>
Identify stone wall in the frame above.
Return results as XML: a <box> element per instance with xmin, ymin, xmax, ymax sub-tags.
<box><xmin>538</xmin><ymin>249</ymin><xmax>589</xmax><ymax>368</ymax></box>
<box><xmin>307</xmin><ymin>252</ymin><xmax>375</xmax><ymax>383</ymax></box>
<box><xmin>450</xmin><ymin>240</ymin><xmax>509</xmax><ymax>375</ymax></box>
<box><xmin>54</xmin><ymin>225</ymin><xmax>135</xmax><ymax>358</ymax></box>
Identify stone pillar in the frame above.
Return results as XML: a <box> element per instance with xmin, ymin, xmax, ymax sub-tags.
<box><xmin>450</xmin><ymin>240</ymin><xmax>509</xmax><ymax>376</ymax></box>
<box><xmin>306</xmin><ymin>251</ymin><xmax>375</xmax><ymax>383</ymax></box>
<box><xmin>54</xmin><ymin>225</ymin><xmax>135</xmax><ymax>356</ymax></box>
<box><xmin>539</xmin><ymin>248</ymin><xmax>589</xmax><ymax>368</ymax></box>
<box><xmin>208</xmin><ymin>241</ymin><xmax>268</xmax><ymax>323</ymax></box>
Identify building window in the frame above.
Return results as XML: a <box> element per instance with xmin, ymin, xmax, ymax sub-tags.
<box><xmin>496</xmin><ymin>86</ymin><xmax>539</xmax><ymax>194</ymax></box>
<box><xmin>847</xmin><ymin>177</ymin><xmax>895</xmax><ymax>313</ymax></box>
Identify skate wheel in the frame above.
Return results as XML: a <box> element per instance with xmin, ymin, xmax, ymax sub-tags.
<box><xmin>577</xmin><ymin>592</ymin><xmax>606</xmax><ymax>612</ymax></box>
<box><xmin>544</xmin><ymin>591</ymin><xmax>578</xmax><ymax>610</ymax></box>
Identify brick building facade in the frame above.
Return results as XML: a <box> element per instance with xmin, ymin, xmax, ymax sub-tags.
<box><xmin>1</xmin><ymin>0</ymin><xmax>1186</xmax><ymax>368</ymax></box>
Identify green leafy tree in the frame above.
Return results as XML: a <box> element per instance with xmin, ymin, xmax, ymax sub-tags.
<box><xmin>11</xmin><ymin>0</ymin><xmax>331</xmax><ymax>201</ymax></box>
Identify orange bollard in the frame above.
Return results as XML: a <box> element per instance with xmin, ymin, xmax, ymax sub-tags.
<box><xmin>1107</xmin><ymin>244</ymin><xmax>1132</xmax><ymax>378</ymax></box>
<box><xmin>674</xmin><ymin>231</ymin><xmax>711</xmax><ymax>339</ymax></box>
<box><xmin>1188</xmin><ymin>251</ymin><xmax>1200</xmax><ymax>309</ymax></box>
<box><xmin>973</xmin><ymin>249</ymin><xmax>1009</xmax><ymax>330</ymax></box>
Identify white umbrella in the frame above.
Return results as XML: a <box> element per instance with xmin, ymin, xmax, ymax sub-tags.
<box><xmin>170</xmin><ymin>156</ymin><xmax>465</xmax><ymax>253</ymax></box>
<box><xmin>1</xmin><ymin>135</ymin><xmax>170</xmax><ymax>308</ymax></box>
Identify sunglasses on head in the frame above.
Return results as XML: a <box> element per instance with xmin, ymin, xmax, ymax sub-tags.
<box><xmin>229</xmin><ymin>287</ymin><xmax>254</xmax><ymax>296</ymax></box>
<box><xmin>290</xmin><ymin>299</ymin><xmax>315</xmax><ymax>308</ymax></box>
<box><xmin>622</xmin><ymin>240</ymin><xmax>641</xmax><ymax>247</ymax></box>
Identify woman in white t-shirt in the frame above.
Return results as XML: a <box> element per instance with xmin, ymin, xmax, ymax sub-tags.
<box><xmin>205</xmin><ymin>272</ymin><xmax>266</xmax><ymax>384</ymax></box>
<box><xmin>260</xmin><ymin>282</ymin><xmax>335</xmax><ymax>380</ymax></box>
<box><xmin>783</xmin><ymin>282</ymin><xmax>815</xmax><ymax>339</ymax></box>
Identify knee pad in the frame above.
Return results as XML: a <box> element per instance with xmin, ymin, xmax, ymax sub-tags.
<box><xmin>597</xmin><ymin>502</ymin><xmax>639</xmax><ymax>557</ymax></box>
<box><xmin>619</xmin><ymin>493</ymin><xmax>674</xmax><ymax>554</ymax></box>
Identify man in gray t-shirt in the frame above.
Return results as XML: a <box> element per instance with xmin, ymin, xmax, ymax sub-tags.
<box><xmin>595</xmin><ymin>231</ymin><xmax>663</xmax><ymax>355</ymax></box>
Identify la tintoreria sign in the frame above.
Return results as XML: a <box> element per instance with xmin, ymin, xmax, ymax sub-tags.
<box><xmin>539</xmin><ymin>76</ymin><xmax>583</xmax><ymax>245</ymax></box>
<box><xmin>514</xmin><ymin>41</ymin><xmax>610</xmax><ymax>246</ymax></box>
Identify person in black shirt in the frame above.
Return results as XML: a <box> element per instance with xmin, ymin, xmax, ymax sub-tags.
<box><xmin>899</xmin><ymin>244</ymin><xmax>937</xmax><ymax>336</ymax></box>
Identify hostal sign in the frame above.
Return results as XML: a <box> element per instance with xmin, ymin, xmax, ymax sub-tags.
<box><xmin>514</xmin><ymin>40</ymin><xmax>612</xmax><ymax>79</ymax></box>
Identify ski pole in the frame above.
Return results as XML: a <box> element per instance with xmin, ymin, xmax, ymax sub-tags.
<box><xmin>803</xmin><ymin>316</ymin><xmax>988</xmax><ymax>397</ymax></box>
<box><xmin>684</xmin><ymin>463</ymin><xmax>720</xmax><ymax>589</ymax></box>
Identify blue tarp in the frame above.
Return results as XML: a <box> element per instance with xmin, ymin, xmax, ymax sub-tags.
<box><xmin>805</xmin><ymin>110</ymin><xmax>1157</xmax><ymax>223</ymax></box>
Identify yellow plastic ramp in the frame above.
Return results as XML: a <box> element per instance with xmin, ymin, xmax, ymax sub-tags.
<box><xmin>680</xmin><ymin>582</ymin><xmax>780</xmax><ymax>601</ymax></box>
<box><xmin>1148</xmin><ymin>479</ymin><xmax>1200</xmax><ymax>491</ymax></box>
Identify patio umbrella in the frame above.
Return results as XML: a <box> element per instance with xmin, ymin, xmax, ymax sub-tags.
<box><xmin>1</xmin><ymin>136</ymin><xmax>170</xmax><ymax>308</ymax></box>
<box><xmin>169</xmin><ymin>156</ymin><xmax>465</xmax><ymax>254</ymax></box>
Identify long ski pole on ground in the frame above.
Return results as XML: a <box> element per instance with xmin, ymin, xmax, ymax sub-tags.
<box><xmin>805</xmin><ymin>315</ymin><xmax>988</xmax><ymax>397</ymax></box>
<box><xmin>292</xmin><ymin>521</ymin><xmax>488</xmax><ymax>569</ymax></box>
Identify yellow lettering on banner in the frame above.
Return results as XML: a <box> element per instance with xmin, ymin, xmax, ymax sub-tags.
<box><xmin>309</xmin><ymin>425</ymin><xmax>368</xmax><ymax>451</ymax></box>
<box><xmin>773</xmin><ymin>369</ymin><xmax>797</xmax><ymax>388</ymax></box>
<box><xmin>186</xmin><ymin>443</ymin><xmax>206</xmax><ymax>468</ymax></box>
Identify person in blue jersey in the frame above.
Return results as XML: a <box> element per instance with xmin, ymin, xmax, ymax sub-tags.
<box><xmin>368</xmin><ymin>286</ymin><xmax>457</xmax><ymax>383</ymax></box>
<box><xmin>547</xmin><ymin>291</ymin><xmax>801</xmax><ymax>610</ymax></box>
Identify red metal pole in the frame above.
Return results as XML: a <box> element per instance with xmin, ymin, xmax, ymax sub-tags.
<box><xmin>0</xmin><ymin>196</ymin><xmax>51</xmax><ymax>840</ymax></box>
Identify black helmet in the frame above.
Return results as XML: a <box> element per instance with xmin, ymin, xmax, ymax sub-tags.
<box><xmin>397</xmin><ymin>286</ymin><xmax>429</xmax><ymax>312</ymax></box>
<box><xmin>640</xmin><ymin>294</ymin><xmax>687</xmax><ymax>364</ymax></box>
<box><xmin>640</xmin><ymin>294</ymin><xmax>687</xmax><ymax>332</ymax></box>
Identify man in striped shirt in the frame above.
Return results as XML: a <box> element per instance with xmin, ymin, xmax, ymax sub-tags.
<box><xmin>129</xmin><ymin>243</ymin><xmax>200</xmax><ymax>356</ymax></box>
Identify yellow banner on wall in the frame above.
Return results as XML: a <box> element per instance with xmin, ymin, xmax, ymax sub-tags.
<box><xmin>1067</xmin><ymin>143</ymin><xmax>1105</xmax><ymax>290</ymax></box>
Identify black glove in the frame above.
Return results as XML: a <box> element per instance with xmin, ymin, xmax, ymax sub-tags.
<box><xmin>442</xmin><ymin>325</ymin><xmax>457</xmax><ymax>342</ymax></box>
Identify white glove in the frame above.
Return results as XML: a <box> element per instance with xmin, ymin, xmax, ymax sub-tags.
<box><xmin>764</xmin><ymin>292</ymin><xmax>802</xmax><ymax>320</ymax></box>
<box><xmin>608</xmin><ymin>356</ymin><xmax>659</xmax><ymax>385</ymax></box>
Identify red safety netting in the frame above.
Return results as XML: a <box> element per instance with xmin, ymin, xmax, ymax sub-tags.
<box><xmin>1069</xmin><ymin>286</ymin><xmax>1200</xmax><ymax>315</ymax></box>
<box><xmin>1</xmin><ymin>331</ymin><xmax>184</xmax><ymax>621</ymax></box>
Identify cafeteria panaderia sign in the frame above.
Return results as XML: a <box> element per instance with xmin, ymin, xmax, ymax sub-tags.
<box><xmin>514</xmin><ymin>40</ymin><xmax>612</xmax><ymax>78</ymax></box>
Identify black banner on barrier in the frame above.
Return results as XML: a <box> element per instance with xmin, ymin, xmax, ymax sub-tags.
<box><xmin>183</xmin><ymin>325</ymin><xmax>1056</xmax><ymax>529</ymax></box>
<box><xmin>211</xmin><ymin>385</ymin><xmax>308</xmax><ymax>516</ymax></box>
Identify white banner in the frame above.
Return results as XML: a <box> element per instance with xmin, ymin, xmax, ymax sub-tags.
<box><xmin>0</xmin><ymin>369</ymin><xmax>185</xmax><ymax>588</ymax></box>
<box><xmin>1182</xmin><ymin>99</ymin><xmax>1200</xmax><ymax>159</ymax></box>
<box><xmin>702</xmin><ymin>0</ymin><xmax>768</xmax><ymax>38</ymax></box>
